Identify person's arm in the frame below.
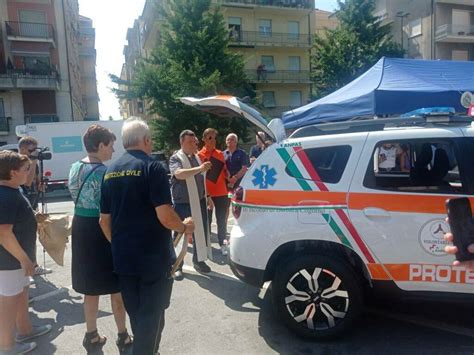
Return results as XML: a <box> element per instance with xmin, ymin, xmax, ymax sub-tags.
<box><xmin>170</xmin><ymin>154</ymin><xmax>211</xmax><ymax>180</ymax></box>
<box><xmin>174</xmin><ymin>163</ymin><xmax>211</xmax><ymax>180</ymax></box>
<box><xmin>0</xmin><ymin>224</ymin><xmax>35</xmax><ymax>276</ymax></box>
<box><xmin>24</xmin><ymin>162</ymin><xmax>37</xmax><ymax>188</ymax></box>
<box><xmin>155</xmin><ymin>205</ymin><xmax>195</xmax><ymax>234</ymax></box>
<box><xmin>444</xmin><ymin>231</ymin><xmax>474</xmax><ymax>271</ymax></box>
<box><xmin>99</xmin><ymin>214</ymin><xmax>112</xmax><ymax>242</ymax></box>
<box><xmin>151</xmin><ymin>161</ymin><xmax>195</xmax><ymax>234</ymax></box>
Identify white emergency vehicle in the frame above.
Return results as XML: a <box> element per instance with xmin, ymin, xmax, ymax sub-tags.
<box><xmin>181</xmin><ymin>96</ymin><xmax>474</xmax><ymax>340</ymax></box>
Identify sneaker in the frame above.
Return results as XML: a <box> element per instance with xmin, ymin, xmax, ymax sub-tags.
<box><xmin>220</xmin><ymin>245</ymin><xmax>228</xmax><ymax>256</ymax></box>
<box><xmin>16</xmin><ymin>325</ymin><xmax>52</xmax><ymax>343</ymax></box>
<box><xmin>173</xmin><ymin>270</ymin><xmax>184</xmax><ymax>281</ymax></box>
<box><xmin>0</xmin><ymin>341</ymin><xmax>37</xmax><ymax>354</ymax></box>
<box><xmin>34</xmin><ymin>265</ymin><xmax>52</xmax><ymax>276</ymax></box>
<box><xmin>193</xmin><ymin>261</ymin><xmax>211</xmax><ymax>273</ymax></box>
<box><xmin>29</xmin><ymin>277</ymin><xmax>35</xmax><ymax>286</ymax></box>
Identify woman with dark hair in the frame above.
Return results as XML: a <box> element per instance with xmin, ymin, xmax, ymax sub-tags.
<box><xmin>68</xmin><ymin>125</ymin><xmax>132</xmax><ymax>353</ymax></box>
<box><xmin>0</xmin><ymin>151</ymin><xmax>52</xmax><ymax>354</ymax></box>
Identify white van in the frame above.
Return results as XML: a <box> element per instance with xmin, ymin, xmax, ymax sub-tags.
<box><xmin>14</xmin><ymin>120</ymin><xmax>125</xmax><ymax>187</ymax></box>
<box><xmin>181</xmin><ymin>96</ymin><xmax>474</xmax><ymax>340</ymax></box>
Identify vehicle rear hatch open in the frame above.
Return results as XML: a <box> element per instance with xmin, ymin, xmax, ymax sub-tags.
<box><xmin>180</xmin><ymin>95</ymin><xmax>286</xmax><ymax>143</ymax></box>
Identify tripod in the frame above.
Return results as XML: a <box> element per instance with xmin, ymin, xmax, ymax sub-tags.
<box><xmin>32</xmin><ymin>158</ymin><xmax>51</xmax><ymax>275</ymax></box>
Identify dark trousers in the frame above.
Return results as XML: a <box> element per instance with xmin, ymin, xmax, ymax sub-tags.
<box><xmin>118</xmin><ymin>273</ymin><xmax>173</xmax><ymax>355</ymax></box>
<box><xmin>208</xmin><ymin>195</ymin><xmax>230</xmax><ymax>246</ymax></box>
<box><xmin>174</xmin><ymin>198</ymin><xmax>208</xmax><ymax>264</ymax></box>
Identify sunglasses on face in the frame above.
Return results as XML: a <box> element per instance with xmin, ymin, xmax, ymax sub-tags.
<box><xmin>207</xmin><ymin>136</ymin><xmax>216</xmax><ymax>140</ymax></box>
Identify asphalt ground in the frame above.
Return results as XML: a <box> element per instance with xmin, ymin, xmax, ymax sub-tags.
<box><xmin>24</xmin><ymin>198</ymin><xmax>474</xmax><ymax>354</ymax></box>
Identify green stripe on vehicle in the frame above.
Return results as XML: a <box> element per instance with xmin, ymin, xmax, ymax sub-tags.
<box><xmin>276</xmin><ymin>148</ymin><xmax>312</xmax><ymax>191</ymax></box>
<box><xmin>322</xmin><ymin>213</ymin><xmax>352</xmax><ymax>248</ymax></box>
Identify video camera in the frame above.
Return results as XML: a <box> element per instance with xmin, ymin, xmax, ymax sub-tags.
<box><xmin>31</xmin><ymin>146</ymin><xmax>52</xmax><ymax>161</ymax></box>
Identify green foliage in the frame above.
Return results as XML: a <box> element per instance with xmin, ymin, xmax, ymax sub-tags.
<box><xmin>127</xmin><ymin>0</ymin><xmax>253</xmax><ymax>152</ymax></box>
<box><xmin>311</xmin><ymin>0</ymin><xmax>404</xmax><ymax>97</ymax></box>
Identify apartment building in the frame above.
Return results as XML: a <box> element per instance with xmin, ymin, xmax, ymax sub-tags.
<box><xmin>78</xmin><ymin>15</ymin><xmax>99</xmax><ymax>120</ymax></box>
<box><xmin>120</xmin><ymin>0</ymin><xmax>331</xmax><ymax>120</ymax></box>
<box><xmin>0</xmin><ymin>0</ymin><xmax>96</xmax><ymax>145</ymax></box>
<box><xmin>375</xmin><ymin>0</ymin><xmax>474</xmax><ymax>61</ymax></box>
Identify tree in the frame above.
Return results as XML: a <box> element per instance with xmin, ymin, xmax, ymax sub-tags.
<box><xmin>120</xmin><ymin>0</ymin><xmax>253</xmax><ymax>152</ymax></box>
<box><xmin>311</xmin><ymin>0</ymin><xmax>403</xmax><ymax>97</ymax></box>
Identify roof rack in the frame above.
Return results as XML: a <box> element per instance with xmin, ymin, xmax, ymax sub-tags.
<box><xmin>289</xmin><ymin>114</ymin><xmax>473</xmax><ymax>139</ymax></box>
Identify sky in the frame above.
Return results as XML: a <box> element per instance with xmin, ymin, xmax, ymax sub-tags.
<box><xmin>78</xmin><ymin>0</ymin><xmax>339</xmax><ymax>120</ymax></box>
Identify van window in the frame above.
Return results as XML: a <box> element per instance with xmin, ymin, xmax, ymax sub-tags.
<box><xmin>364</xmin><ymin>139</ymin><xmax>467</xmax><ymax>194</ymax></box>
<box><xmin>285</xmin><ymin>145</ymin><xmax>351</xmax><ymax>184</ymax></box>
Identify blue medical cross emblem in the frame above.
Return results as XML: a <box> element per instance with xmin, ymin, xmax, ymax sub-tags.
<box><xmin>252</xmin><ymin>165</ymin><xmax>277</xmax><ymax>189</ymax></box>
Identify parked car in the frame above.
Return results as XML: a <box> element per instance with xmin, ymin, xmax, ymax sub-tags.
<box><xmin>181</xmin><ymin>96</ymin><xmax>474</xmax><ymax>340</ymax></box>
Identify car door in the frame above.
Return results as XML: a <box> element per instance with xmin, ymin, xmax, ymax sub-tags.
<box><xmin>348</xmin><ymin>128</ymin><xmax>474</xmax><ymax>294</ymax></box>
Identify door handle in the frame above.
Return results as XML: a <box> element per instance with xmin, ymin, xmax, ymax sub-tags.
<box><xmin>363</xmin><ymin>208</ymin><xmax>390</xmax><ymax>219</ymax></box>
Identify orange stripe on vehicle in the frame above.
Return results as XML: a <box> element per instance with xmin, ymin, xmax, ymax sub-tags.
<box><xmin>349</xmin><ymin>193</ymin><xmax>474</xmax><ymax>214</ymax></box>
<box><xmin>244</xmin><ymin>190</ymin><xmax>474</xmax><ymax>214</ymax></box>
<box><xmin>367</xmin><ymin>263</ymin><xmax>391</xmax><ymax>280</ymax></box>
<box><xmin>244</xmin><ymin>190</ymin><xmax>347</xmax><ymax>206</ymax></box>
<box><xmin>215</xmin><ymin>95</ymin><xmax>234</xmax><ymax>100</ymax></box>
<box><xmin>371</xmin><ymin>264</ymin><xmax>473</xmax><ymax>284</ymax></box>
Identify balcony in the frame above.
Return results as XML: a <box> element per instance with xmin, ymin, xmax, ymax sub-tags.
<box><xmin>24</xmin><ymin>114</ymin><xmax>59</xmax><ymax>124</ymax></box>
<box><xmin>245</xmin><ymin>69</ymin><xmax>310</xmax><ymax>83</ymax></box>
<box><xmin>436</xmin><ymin>24</ymin><xmax>474</xmax><ymax>43</ymax></box>
<box><xmin>221</xmin><ymin>0</ymin><xmax>312</xmax><ymax>9</ymax></box>
<box><xmin>0</xmin><ymin>117</ymin><xmax>10</xmax><ymax>135</ymax></box>
<box><xmin>0</xmin><ymin>70</ymin><xmax>60</xmax><ymax>90</ymax></box>
<box><xmin>229</xmin><ymin>31</ymin><xmax>311</xmax><ymax>47</ymax></box>
<box><xmin>5</xmin><ymin>21</ymin><xmax>56</xmax><ymax>46</ymax></box>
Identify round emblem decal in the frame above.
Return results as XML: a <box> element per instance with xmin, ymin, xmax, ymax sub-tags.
<box><xmin>418</xmin><ymin>219</ymin><xmax>450</xmax><ymax>256</ymax></box>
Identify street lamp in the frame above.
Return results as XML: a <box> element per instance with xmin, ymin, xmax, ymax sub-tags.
<box><xmin>396</xmin><ymin>11</ymin><xmax>410</xmax><ymax>53</ymax></box>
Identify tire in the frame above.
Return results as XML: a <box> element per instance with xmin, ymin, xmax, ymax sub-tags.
<box><xmin>272</xmin><ymin>254</ymin><xmax>363</xmax><ymax>340</ymax></box>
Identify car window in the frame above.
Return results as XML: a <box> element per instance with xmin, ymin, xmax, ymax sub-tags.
<box><xmin>285</xmin><ymin>145</ymin><xmax>351</xmax><ymax>184</ymax></box>
<box><xmin>364</xmin><ymin>139</ymin><xmax>466</xmax><ymax>194</ymax></box>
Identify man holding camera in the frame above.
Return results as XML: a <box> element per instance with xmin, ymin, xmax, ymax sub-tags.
<box><xmin>18</xmin><ymin>137</ymin><xmax>51</xmax><ymax>276</ymax></box>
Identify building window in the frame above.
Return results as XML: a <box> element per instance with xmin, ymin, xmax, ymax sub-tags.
<box><xmin>228</xmin><ymin>17</ymin><xmax>242</xmax><ymax>41</ymax></box>
<box><xmin>0</xmin><ymin>99</ymin><xmax>5</xmax><ymax>120</ymax></box>
<box><xmin>288</xmin><ymin>56</ymin><xmax>300</xmax><ymax>71</ymax></box>
<box><xmin>407</xmin><ymin>18</ymin><xmax>422</xmax><ymax>38</ymax></box>
<box><xmin>261</xmin><ymin>56</ymin><xmax>275</xmax><ymax>71</ymax></box>
<box><xmin>452</xmin><ymin>50</ymin><xmax>469</xmax><ymax>61</ymax></box>
<box><xmin>289</xmin><ymin>91</ymin><xmax>302</xmax><ymax>107</ymax></box>
<box><xmin>288</xmin><ymin>21</ymin><xmax>299</xmax><ymax>39</ymax></box>
<box><xmin>19</xmin><ymin>10</ymin><xmax>48</xmax><ymax>38</ymax></box>
<box><xmin>285</xmin><ymin>146</ymin><xmax>352</xmax><ymax>184</ymax></box>
<box><xmin>262</xmin><ymin>91</ymin><xmax>276</xmax><ymax>108</ymax></box>
<box><xmin>259</xmin><ymin>19</ymin><xmax>272</xmax><ymax>37</ymax></box>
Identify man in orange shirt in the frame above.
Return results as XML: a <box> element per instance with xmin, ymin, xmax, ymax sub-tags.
<box><xmin>198</xmin><ymin>128</ymin><xmax>230</xmax><ymax>256</ymax></box>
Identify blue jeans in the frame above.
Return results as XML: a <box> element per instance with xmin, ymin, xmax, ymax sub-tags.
<box><xmin>118</xmin><ymin>272</ymin><xmax>173</xmax><ymax>355</ymax></box>
<box><xmin>174</xmin><ymin>198</ymin><xmax>208</xmax><ymax>264</ymax></box>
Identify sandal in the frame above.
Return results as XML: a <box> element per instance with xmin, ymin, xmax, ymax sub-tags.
<box><xmin>82</xmin><ymin>329</ymin><xmax>107</xmax><ymax>353</ymax></box>
<box><xmin>116</xmin><ymin>331</ymin><xmax>133</xmax><ymax>352</ymax></box>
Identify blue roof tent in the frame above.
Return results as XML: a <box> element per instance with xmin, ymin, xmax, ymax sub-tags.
<box><xmin>282</xmin><ymin>57</ymin><xmax>474</xmax><ymax>129</ymax></box>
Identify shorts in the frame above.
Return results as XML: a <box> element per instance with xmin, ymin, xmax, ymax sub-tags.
<box><xmin>0</xmin><ymin>269</ymin><xmax>29</xmax><ymax>296</ymax></box>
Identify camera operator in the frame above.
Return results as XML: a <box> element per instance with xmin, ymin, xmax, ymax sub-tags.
<box><xmin>18</xmin><ymin>137</ymin><xmax>51</xmax><ymax>276</ymax></box>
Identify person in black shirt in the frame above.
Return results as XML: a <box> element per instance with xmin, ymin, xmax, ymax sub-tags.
<box><xmin>0</xmin><ymin>151</ymin><xmax>51</xmax><ymax>354</ymax></box>
<box><xmin>249</xmin><ymin>131</ymin><xmax>267</xmax><ymax>165</ymax></box>
<box><xmin>100</xmin><ymin>118</ymin><xmax>194</xmax><ymax>355</ymax></box>
<box><xmin>18</xmin><ymin>136</ymin><xmax>52</xmax><ymax>276</ymax></box>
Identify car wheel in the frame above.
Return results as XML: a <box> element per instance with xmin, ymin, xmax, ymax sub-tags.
<box><xmin>272</xmin><ymin>254</ymin><xmax>363</xmax><ymax>340</ymax></box>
